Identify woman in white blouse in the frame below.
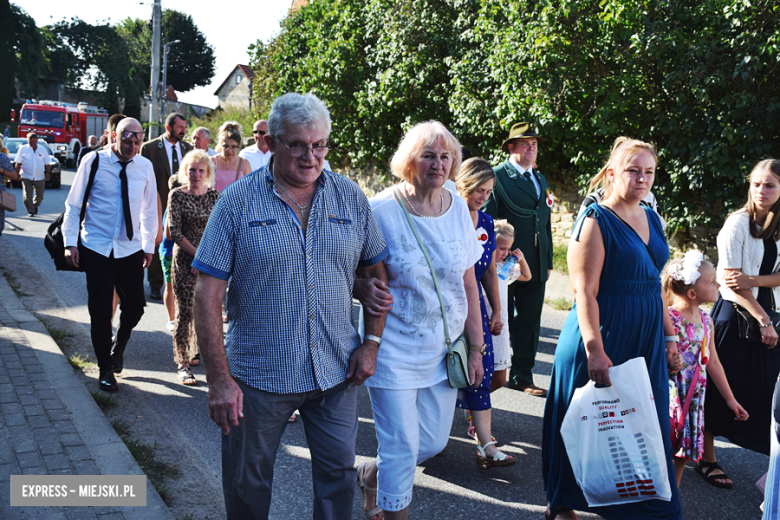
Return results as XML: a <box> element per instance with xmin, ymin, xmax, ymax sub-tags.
<box><xmin>700</xmin><ymin>159</ymin><xmax>780</xmax><ymax>489</ymax></box>
<box><xmin>355</xmin><ymin>121</ymin><xmax>484</xmax><ymax>520</ymax></box>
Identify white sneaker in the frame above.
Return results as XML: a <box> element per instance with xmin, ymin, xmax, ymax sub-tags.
<box><xmin>166</xmin><ymin>320</ymin><xmax>175</xmax><ymax>331</ymax></box>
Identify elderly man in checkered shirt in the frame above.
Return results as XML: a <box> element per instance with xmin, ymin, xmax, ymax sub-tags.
<box><xmin>192</xmin><ymin>92</ymin><xmax>389</xmax><ymax>520</ymax></box>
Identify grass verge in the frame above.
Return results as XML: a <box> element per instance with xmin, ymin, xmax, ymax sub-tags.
<box><xmin>552</xmin><ymin>244</ymin><xmax>569</xmax><ymax>275</ymax></box>
<box><xmin>110</xmin><ymin>418</ymin><xmax>132</xmax><ymax>437</ymax></box>
<box><xmin>2</xmin><ymin>270</ymin><xmax>32</xmax><ymax>297</ymax></box>
<box><xmin>89</xmin><ymin>389</ymin><xmax>117</xmax><ymax>411</ymax></box>
<box><xmin>545</xmin><ymin>296</ymin><xmax>573</xmax><ymax>311</ymax></box>
<box><xmin>68</xmin><ymin>353</ymin><xmax>97</xmax><ymax>371</ymax></box>
<box><xmin>120</xmin><ymin>436</ymin><xmax>179</xmax><ymax>504</ymax></box>
<box><xmin>108</xmin><ymin>417</ymin><xmax>179</xmax><ymax>506</ymax></box>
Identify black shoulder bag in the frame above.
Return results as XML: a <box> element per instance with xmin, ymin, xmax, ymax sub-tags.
<box><xmin>44</xmin><ymin>153</ymin><xmax>100</xmax><ymax>272</ymax></box>
<box><xmin>733</xmin><ymin>296</ymin><xmax>780</xmax><ymax>343</ymax></box>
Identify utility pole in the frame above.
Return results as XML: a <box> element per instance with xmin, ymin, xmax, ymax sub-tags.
<box><xmin>161</xmin><ymin>40</ymin><xmax>180</xmax><ymax>120</ymax></box>
<box><xmin>148</xmin><ymin>0</ymin><xmax>162</xmax><ymax>139</ymax></box>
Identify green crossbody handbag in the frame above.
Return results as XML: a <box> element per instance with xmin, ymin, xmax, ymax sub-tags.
<box><xmin>393</xmin><ymin>187</ymin><xmax>472</xmax><ymax>388</ymax></box>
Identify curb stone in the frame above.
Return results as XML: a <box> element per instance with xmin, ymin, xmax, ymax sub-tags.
<box><xmin>0</xmin><ymin>274</ymin><xmax>175</xmax><ymax>520</ymax></box>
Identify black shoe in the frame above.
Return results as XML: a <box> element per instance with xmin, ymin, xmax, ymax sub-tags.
<box><xmin>28</xmin><ymin>213</ymin><xmax>35</xmax><ymax>217</ymax></box>
<box><xmin>99</xmin><ymin>370</ymin><xmax>118</xmax><ymax>392</ymax></box>
<box><xmin>149</xmin><ymin>287</ymin><xmax>162</xmax><ymax>300</ymax></box>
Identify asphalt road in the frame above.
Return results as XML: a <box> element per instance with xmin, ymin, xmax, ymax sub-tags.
<box><xmin>0</xmin><ymin>167</ymin><xmax>769</xmax><ymax>519</ymax></box>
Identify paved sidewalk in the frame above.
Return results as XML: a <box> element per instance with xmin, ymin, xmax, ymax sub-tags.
<box><xmin>0</xmin><ymin>275</ymin><xmax>174</xmax><ymax>520</ymax></box>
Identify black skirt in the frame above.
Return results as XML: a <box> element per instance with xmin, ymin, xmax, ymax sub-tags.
<box><xmin>705</xmin><ymin>239</ymin><xmax>780</xmax><ymax>455</ymax></box>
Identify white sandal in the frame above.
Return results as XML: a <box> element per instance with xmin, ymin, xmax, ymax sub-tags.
<box><xmin>475</xmin><ymin>440</ymin><xmax>516</xmax><ymax>469</ymax></box>
<box><xmin>356</xmin><ymin>463</ymin><xmax>383</xmax><ymax>520</ymax></box>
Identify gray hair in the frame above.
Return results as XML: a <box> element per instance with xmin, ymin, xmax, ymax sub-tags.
<box><xmin>268</xmin><ymin>93</ymin><xmax>331</xmax><ymax>141</ymax></box>
<box><xmin>193</xmin><ymin>126</ymin><xmax>211</xmax><ymax>140</ymax></box>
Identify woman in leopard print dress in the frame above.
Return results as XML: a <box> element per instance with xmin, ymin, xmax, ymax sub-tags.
<box><xmin>167</xmin><ymin>149</ymin><xmax>219</xmax><ymax>385</ymax></box>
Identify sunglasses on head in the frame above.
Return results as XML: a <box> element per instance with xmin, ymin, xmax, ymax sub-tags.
<box><xmin>253</xmin><ymin>130</ymin><xmax>267</xmax><ymax>135</ymax></box>
<box><xmin>122</xmin><ymin>130</ymin><xmax>145</xmax><ymax>142</ymax></box>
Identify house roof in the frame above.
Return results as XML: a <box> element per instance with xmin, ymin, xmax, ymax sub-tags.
<box><xmin>213</xmin><ymin>65</ymin><xmax>255</xmax><ymax>96</ymax></box>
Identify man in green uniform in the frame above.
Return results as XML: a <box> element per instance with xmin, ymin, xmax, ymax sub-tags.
<box><xmin>484</xmin><ymin>122</ymin><xmax>553</xmax><ymax>397</ymax></box>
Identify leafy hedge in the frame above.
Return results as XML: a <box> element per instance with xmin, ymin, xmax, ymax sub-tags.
<box><xmin>249</xmin><ymin>0</ymin><xmax>780</xmax><ymax>230</ymax></box>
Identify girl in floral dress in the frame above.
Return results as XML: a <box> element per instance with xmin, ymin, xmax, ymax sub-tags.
<box><xmin>663</xmin><ymin>250</ymin><xmax>749</xmax><ymax>488</ymax></box>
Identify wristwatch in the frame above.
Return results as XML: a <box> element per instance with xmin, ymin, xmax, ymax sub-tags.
<box><xmin>469</xmin><ymin>343</ymin><xmax>487</xmax><ymax>355</ymax></box>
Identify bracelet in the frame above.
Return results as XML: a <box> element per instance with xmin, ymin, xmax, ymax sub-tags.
<box><xmin>664</xmin><ymin>335</ymin><xmax>678</xmax><ymax>343</ymax></box>
<box><xmin>760</xmin><ymin>322</ymin><xmax>773</xmax><ymax>329</ymax></box>
<box><xmin>365</xmin><ymin>334</ymin><xmax>382</xmax><ymax>347</ymax></box>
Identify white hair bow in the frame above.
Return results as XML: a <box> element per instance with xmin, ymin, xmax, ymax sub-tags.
<box><xmin>669</xmin><ymin>250</ymin><xmax>704</xmax><ymax>285</ymax></box>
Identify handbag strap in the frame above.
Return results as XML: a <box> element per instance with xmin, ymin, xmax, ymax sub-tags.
<box><xmin>79</xmin><ymin>152</ymin><xmax>100</xmax><ymax>225</ymax></box>
<box><xmin>235</xmin><ymin>158</ymin><xmax>242</xmax><ymax>182</ymax></box>
<box><xmin>392</xmin><ymin>187</ymin><xmax>454</xmax><ymax>351</ymax></box>
<box><xmin>674</xmin><ymin>326</ymin><xmax>706</xmax><ymax>432</ymax></box>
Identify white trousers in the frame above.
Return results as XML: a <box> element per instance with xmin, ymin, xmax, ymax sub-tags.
<box><xmin>368</xmin><ymin>379</ymin><xmax>457</xmax><ymax>511</ymax></box>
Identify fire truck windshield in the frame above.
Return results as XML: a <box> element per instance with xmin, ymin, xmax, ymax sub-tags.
<box><xmin>21</xmin><ymin>109</ymin><xmax>65</xmax><ymax>128</ymax></box>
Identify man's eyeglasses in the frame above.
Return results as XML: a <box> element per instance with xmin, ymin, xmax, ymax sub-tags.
<box><xmin>280</xmin><ymin>140</ymin><xmax>330</xmax><ymax>159</ymax></box>
<box><xmin>122</xmin><ymin>130</ymin><xmax>145</xmax><ymax>143</ymax></box>
<box><xmin>253</xmin><ymin>130</ymin><xmax>267</xmax><ymax>135</ymax></box>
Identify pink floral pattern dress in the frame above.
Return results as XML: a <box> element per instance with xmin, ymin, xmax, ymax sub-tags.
<box><xmin>668</xmin><ymin>308</ymin><xmax>711</xmax><ymax>461</ymax></box>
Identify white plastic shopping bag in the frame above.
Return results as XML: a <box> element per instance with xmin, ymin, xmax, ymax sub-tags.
<box><xmin>560</xmin><ymin>357</ymin><xmax>672</xmax><ymax>507</ymax></box>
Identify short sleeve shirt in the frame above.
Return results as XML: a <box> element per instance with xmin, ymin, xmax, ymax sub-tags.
<box><xmin>364</xmin><ymin>187</ymin><xmax>483</xmax><ymax>389</ymax></box>
<box><xmin>193</xmin><ymin>164</ymin><xmax>388</xmax><ymax>394</ymax></box>
<box><xmin>15</xmin><ymin>144</ymin><xmax>50</xmax><ymax>181</ymax></box>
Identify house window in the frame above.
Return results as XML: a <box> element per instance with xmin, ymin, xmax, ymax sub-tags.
<box><xmin>235</xmin><ymin>74</ymin><xmax>242</xmax><ymax>85</ymax></box>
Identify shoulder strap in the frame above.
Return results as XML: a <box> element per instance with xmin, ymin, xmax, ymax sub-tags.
<box><xmin>675</xmin><ymin>329</ymin><xmax>704</xmax><ymax>431</ymax></box>
<box><xmin>235</xmin><ymin>158</ymin><xmax>242</xmax><ymax>181</ymax></box>
<box><xmin>79</xmin><ymin>152</ymin><xmax>100</xmax><ymax>224</ymax></box>
<box><xmin>392</xmin><ymin>187</ymin><xmax>453</xmax><ymax>350</ymax></box>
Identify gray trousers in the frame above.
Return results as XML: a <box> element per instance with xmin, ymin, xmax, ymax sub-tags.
<box><xmin>21</xmin><ymin>178</ymin><xmax>45</xmax><ymax>214</ymax></box>
<box><xmin>223</xmin><ymin>378</ymin><xmax>358</xmax><ymax>520</ymax></box>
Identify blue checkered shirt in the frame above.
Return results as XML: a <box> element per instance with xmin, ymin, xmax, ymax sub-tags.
<box><xmin>192</xmin><ymin>164</ymin><xmax>388</xmax><ymax>394</ymax></box>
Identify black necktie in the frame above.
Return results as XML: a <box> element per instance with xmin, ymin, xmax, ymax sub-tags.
<box><xmin>171</xmin><ymin>145</ymin><xmax>179</xmax><ymax>176</ymax></box>
<box><xmin>118</xmin><ymin>160</ymin><xmax>133</xmax><ymax>240</ymax></box>
<box><xmin>523</xmin><ymin>169</ymin><xmax>538</xmax><ymax>198</ymax></box>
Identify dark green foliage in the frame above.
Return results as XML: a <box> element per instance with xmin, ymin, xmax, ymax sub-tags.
<box><xmin>252</xmin><ymin>0</ymin><xmax>780</xmax><ymax>229</ymax></box>
<box><xmin>116</xmin><ymin>10</ymin><xmax>216</xmax><ymax>93</ymax></box>
<box><xmin>9</xmin><ymin>4</ymin><xmax>47</xmax><ymax>100</ymax></box>
<box><xmin>46</xmin><ymin>19</ymin><xmax>145</xmax><ymax>113</ymax></box>
<box><xmin>0</xmin><ymin>0</ymin><xmax>17</xmax><ymax>116</ymax></box>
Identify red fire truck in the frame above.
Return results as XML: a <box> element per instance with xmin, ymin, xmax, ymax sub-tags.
<box><xmin>17</xmin><ymin>100</ymin><xmax>109</xmax><ymax>167</ymax></box>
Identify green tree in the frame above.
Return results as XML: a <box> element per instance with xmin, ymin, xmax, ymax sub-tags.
<box><xmin>116</xmin><ymin>10</ymin><xmax>216</xmax><ymax>93</ymax></box>
<box><xmin>448</xmin><ymin>0</ymin><xmax>780</xmax><ymax>229</ymax></box>
<box><xmin>9</xmin><ymin>3</ymin><xmax>47</xmax><ymax>100</ymax></box>
<box><xmin>0</xmin><ymin>0</ymin><xmax>17</xmax><ymax>117</ymax></box>
<box><xmin>46</xmin><ymin>19</ymin><xmax>145</xmax><ymax>114</ymax></box>
<box><xmin>250</xmin><ymin>0</ymin><xmax>780</xmax><ymax>231</ymax></box>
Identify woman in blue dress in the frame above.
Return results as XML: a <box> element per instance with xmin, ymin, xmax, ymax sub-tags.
<box><xmin>454</xmin><ymin>158</ymin><xmax>516</xmax><ymax>468</ymax></box>
<box><xmin>542</xmin><ymin>137</ymin><xmax>682</xmax><ymax>519</ymax></box>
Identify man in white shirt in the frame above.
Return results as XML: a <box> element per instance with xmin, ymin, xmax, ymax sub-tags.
<box><xmin>63</xmin><ymin>118</ymin><xmax>158</xmax><ymax>392</ymax></box>
<box><xmin>191</xmin><ymin>126</ymin><xmax>217</xmax><ymax>156</ymax></box>
<box><xmin>14</xmin><ymin>133</ymin><xmax>51</xmax><ymax>216</ymax></box>
<box><xmin>140</xmin><ymin>112</ymin><xmax>192</xmax><ymax>300</ymax></box>
<box><xmin>238</xmin><ymin>119</ymin><xmax>272</xmax><ymax>172</ymax></box>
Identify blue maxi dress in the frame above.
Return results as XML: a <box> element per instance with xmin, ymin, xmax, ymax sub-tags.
<box><xmin>542</xmin><ymin>205</ymin><xmax>681</xmax><ymax>519</ymax></box>
<box><xmin>456</xmin><ymin>210</ymin><xmax>496</xmax><ymax>411</ymax></box>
